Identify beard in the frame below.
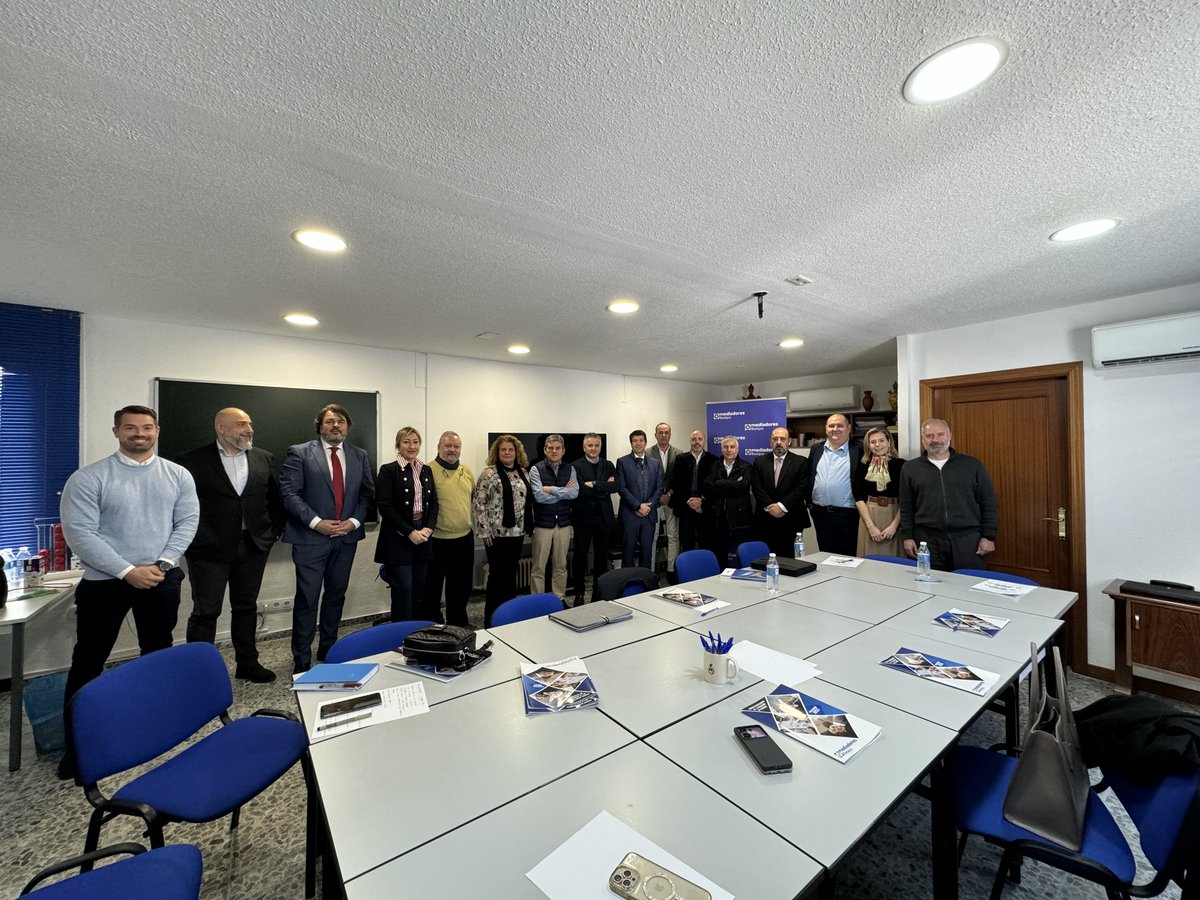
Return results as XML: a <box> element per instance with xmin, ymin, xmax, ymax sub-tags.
<box><xmin>233</xmin><ymin>436</ymin><xmax>254</xmax><ymax>451</ymax></box>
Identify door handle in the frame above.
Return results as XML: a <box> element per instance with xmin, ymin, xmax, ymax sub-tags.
<box><xmin>1040</xmin><ymin>507</ymin><xmax>1066</xmax><ymax>540</ymax></box>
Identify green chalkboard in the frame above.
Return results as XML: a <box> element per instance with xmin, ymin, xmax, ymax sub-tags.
<box><xmin>153</xmin><ymin>379</ymin><xmax>380</xmax><ymax>486</ymax></box>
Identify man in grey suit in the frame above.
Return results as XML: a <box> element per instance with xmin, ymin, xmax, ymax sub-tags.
<box><xmin>280</xmin><ymin>403</ymin><xmax>374</xmax><ymax>673</ymax></box>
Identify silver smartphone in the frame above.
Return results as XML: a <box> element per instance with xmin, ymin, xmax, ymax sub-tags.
<box><xmin>608</xmin><ymin>852</ymin><xmax>712</xmax><ymax>900</ymax></box>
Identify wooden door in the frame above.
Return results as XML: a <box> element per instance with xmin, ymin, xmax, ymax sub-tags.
<box><xmin>920</xmin><ymin>363</ymin><xmax>1086</xmax><ymax>663</ymax></box>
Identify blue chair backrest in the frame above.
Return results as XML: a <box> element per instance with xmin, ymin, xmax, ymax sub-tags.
<box><xmin>1106</xmin><ymin>767</ymin><xmax>1200</xmax><ymax>872</ymax></box>
<box><xmin>865</xmin><ymin>554</ymin><xmax>917</xmax><ymax>567</ymax></box>
<box><xmin>325</xmin><ymin>620</ymin><xmax>435</xmax><ymax>663</ymax></box>
<box><xmin>675</xmin><ymin>549</ymin><xmax>720</xmax><ymax>582</ymax></box>
<box><xmin>595</xmin><ymin>567</ymin><xmax>659</xmax><ymax>602</ymax></box>
<box><xmin>70</xmin><ymin>643</ymin><xmax>232</xmax><ymax>785</ymax></box>
<box><xmin>737</xmin><ymin>541</ymin><xmax>770</xmax><ymax>567</ymax></box>
<box><xmin>492</xmin><ymin>593</ymin><xmax>564</xmax><ymax>627</ymax></box>
<box><xmin>953</xmin><ymin>568</ymin><xmax>1039</xmax><ymax>586</ymax></box>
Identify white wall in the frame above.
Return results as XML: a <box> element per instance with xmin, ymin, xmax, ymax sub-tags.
<box><xmin>729</xmin><ymin>365</ymin><xmax>898</xmax><ymax>411</ymax></box>
<box><xmin>18</xmin><ymin>316</ymin><xmax>722</xmax><ymax>675</ymax></box>
<box><xmin>898</xmin><ymin>282</ymin><xmax>1200</xmax><ymax>679</ymax></box>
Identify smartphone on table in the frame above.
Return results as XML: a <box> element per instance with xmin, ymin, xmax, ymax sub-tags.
<box><xmin>734</xmin><ymin>724</ymin><xmax>793</xmax><ymax>774</ymax></box>
<box><xmin>319</xmin><ymin>691</ymin><xmax>382</xmax><ymax>719</ymax></box>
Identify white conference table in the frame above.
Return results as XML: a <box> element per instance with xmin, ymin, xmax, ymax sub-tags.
<box><xmin>301</xmin><ymin>558</ymin><xmax>1076</xmax><ymax>900</ymax></box>
<box><xmin>616</xmin><ymin>571</ymin><xmax>826</xmax><ymax>626</ymax></box>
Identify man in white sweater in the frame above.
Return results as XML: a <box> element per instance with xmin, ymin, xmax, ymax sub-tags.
<box><xmin>57</xmin><ymin>404</ymin><xmax>199</xmax><ymax>779</ymax></box>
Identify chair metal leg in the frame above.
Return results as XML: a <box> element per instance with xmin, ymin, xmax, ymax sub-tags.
<box><xmin>302</xmin><ymin>754</ymin><xmax>317</xmax><ymax>900</ymax></box>
<box><xmin>231</xmin><ymin>805</ymin><xmax>242</xmax><ymax>831</ymax></box>
<box><xmin>989</xmin><ymin>849</ymin><xmax>1016</xmax><ymax>900</ymax></box>
<box><xmin>81</xmin><ymin>810</ymin><xmax>106</xmax><ymax>870</ymax></box>
<box><xmin>957</xmin><ymin>831</ymin><xmax>969</xmax><ymax>863</ymax></box>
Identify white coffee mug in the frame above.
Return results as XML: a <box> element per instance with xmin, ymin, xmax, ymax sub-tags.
<box><xmin>702</xmin><ymin>650</ymin><xmax>739</xmax><ymax>685</ymax></box>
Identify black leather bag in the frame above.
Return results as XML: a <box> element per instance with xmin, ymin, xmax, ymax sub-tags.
<box><xmin>401</xmin><ymin>624</ymin><xmax>488</xmax><ymax>670</ymax></box>
<box><xmin>1002</xmin><ymin>642</ymin><xmax>1090</xmax><ymax>850</ymax></box>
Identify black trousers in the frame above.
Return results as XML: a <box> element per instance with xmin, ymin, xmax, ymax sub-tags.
<box><xmin>913</xmin><ymin>527</ymin><xmax>986</xmax><ymax>572</ymax></box>
<box><xmin>677</xmin><ymin>508</ymin><xmax>709</xmax><ymax>554</ymax></box>
<box><xmin>571</xmin><ymin>517</ymin><xmax>611</xmax><ymax>600</ymax></box>
<box><xmin>384</xmin><ymin>557</ymin><xmax>430</xmax><ymax>623</ymax></box>
<box><xmin>421</xmin><ymin>533</ymin><xmax>475</xmax><ymax>626</ymax></box>
<box><xmin>185</xmin><ymin>533</ymin><xmax>271</xmax><ymax>666</ymax></box>
<box><xmin>290</xmin><ymin>540</ymin><xmax>357</xmax><ymax>667</ymax></box>
<box><xmin>810</xmin><ymin>505</ymin><xmax>859</xmax><ymax>557</ymax></box>
<box><xmin>484</xmin><ymin>536</ymin><xmax>523</xmax><ymax>627</ymax></box>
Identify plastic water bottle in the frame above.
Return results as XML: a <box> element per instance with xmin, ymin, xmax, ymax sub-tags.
<box><xmin>0</xmin><ymin>548</ymin><xmax>14</xmax><ymax>591</ymax></box>
<box><xmin>916</xmin><ymin>541</ymin><xmax>931</xmax><ymax>579</ymax></box>
<box><xmin>794</xmin><ymin>532</ymin><xmax>805</xmax><ymax>559</ymax></box>
<box><xmin>766</xmin><ymin>553</ymin><xmax>780</xmax><ymax>593</ymax></box>
<box><xmin>13</xmin><ymin>547</ymin><xmax>32</xmax><ymax>591</ymax></box>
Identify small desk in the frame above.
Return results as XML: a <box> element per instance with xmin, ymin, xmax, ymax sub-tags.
<box><xmin>1104</xmin><ymin>578</ymin><xmax>1200</xmax><ymax>693</ymax></box>
<box><xmin>781</xmin><ymin>575</ymin><xmax>932</xmax><ymax>624</ymax></box>
<box><xmin>683</xmin><ymin>600</ymin><xmax>872</xmax><ymax>661</ymax></box>
<box><xmin>880</xmin><ymin>596</ymin><xmax>1065</xmax><ymax>664</ymax></box>
<box><xmin>1</xmin><ymin>584</ymin><xmax>76</xmax><ymax>771</ymax></box>
<box><xmin>617</xmin><ymin>572</ymin><xmax>814</xmax><ymax>626</ymax></box>
<box><xmin>489</xmin><ymin>606</ymin><xmax>676</xmax><ymax>661</ymax></box>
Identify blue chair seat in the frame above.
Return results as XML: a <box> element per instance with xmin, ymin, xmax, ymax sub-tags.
<box><xmin>113</xmin><ymin>716</ymin><xmax>307</xmax><ymax>822</ymax></box>
<box><xmin>326</xmin><ymin>620</ymin><xmax>435</xmax><ymax>663</ymax></box>
<box><xmin>953</xmin><ymin>568</ymin><xmax>1038</xmax><ymax>586</ymax></box>
<box><xmin>675</xmin><ymin>549</ymin><xmax>720</xmax><ymax>582</ymax></box>
<box><xmin>736</xmin><ymin>541</ymin><xmax>770</xmax><ymax>567</ymax></box>
<box><xmin>24</xmin><ymin>845</ymin><xmax>201</xmax><ymax>899</ymax></box>
<box><xmin>953</xmin><ymin>746</ymin><xmax>1136</xmax><ymax>884</ymax></box>
<box><xmin>492</xmin><ymin>593</ymin><xmax>565</xmax><ymax>627</ymax></box>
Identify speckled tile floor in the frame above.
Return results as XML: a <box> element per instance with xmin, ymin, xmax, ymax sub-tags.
<box><xmin>2</xmin><ymin>594</ymin><xmax>1195</xmax><ymax>899</ymax></box>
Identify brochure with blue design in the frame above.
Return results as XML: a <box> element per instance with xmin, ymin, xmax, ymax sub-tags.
<box><xmin>880</xmin><ymin>647</ymin><xmax>999</xmax><ymax>695</ymax></box>
<box><xmin>932</xmin><ymin>608</ymin><xmax>1010</xmax><ymax>638</ymax></box>
<box><xmin>520</xmin><ymin>656</ymin><xmax>599</xmax><ymax>714</ymax></box>
<box><xmin>743</xmin><ymin>685</ymin><xmax>881</xmax><ymax>763</ymax></box>
<box><xmin>724</xmin><ymin>567</ymin><xmax>767</xmax><ymax>583</ymax></box>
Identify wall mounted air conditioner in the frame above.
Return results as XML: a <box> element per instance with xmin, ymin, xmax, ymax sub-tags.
<box><xmin>1092</xmin><ymin>311</ymin><xmax>1200</xmax><ymax>369</ymax></box>
<box><xmin>786</xmin><ymin>386</ymin><xmax>859</xmax><ymax>414</ymax></box>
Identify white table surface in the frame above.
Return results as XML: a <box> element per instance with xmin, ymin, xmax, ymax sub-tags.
<box><xmin>488</xmin><ymin>605</ymin><xmax>677</xmax><ymax>661</ymax></box>
<box><xmin>780</xmin><ymin>575</ymin><xmax>933</xmax><ymax>624</ymax></box>
<box><xmin>308</xmin><ymin>679</ymin><xmax>635</xmax><ymax>880</ymax></box>
<box><xmin>682</xmin><ymin>600</ymin><xmax>873</xmax><ymax>665</ymax></box>
<box><xmin>877</xmin><ymin>596</ymin><xmax>1064</xmax><ymax>664</ymax></box>
<box><xmin>616</xmin><ymin>572</ymin><xmax>810</xmax><ymax>626</ymax></box>
<box><xmin>346</xmin><ymin>741</ymin><xmax>824</xmax><ymax>900</ymax></box>
<box><xmin>647</xmin><ymin>679</ymin><xmax>957</xmax><ymax>870</ymax></box>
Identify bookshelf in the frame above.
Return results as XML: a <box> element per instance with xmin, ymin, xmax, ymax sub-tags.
<box><xmin>786</xmin><ymin>409</ymin><xmax>898</xmax><ymax>449</ymax></box>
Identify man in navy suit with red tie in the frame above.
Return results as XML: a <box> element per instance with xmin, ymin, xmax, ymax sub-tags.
<box><xmin>280</xmin><ymin>403</ymin><xmax>374</xmax><ymax>673</ymax></box>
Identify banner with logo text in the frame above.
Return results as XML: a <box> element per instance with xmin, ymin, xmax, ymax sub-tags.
<box><xmin>705</xmin><ymin>398</ymin><xmax>787</xmax><ymax>462</ymax></box>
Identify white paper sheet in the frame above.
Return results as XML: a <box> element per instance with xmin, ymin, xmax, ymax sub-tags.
<box><xmin>728</xmin><ymin>640</ymin><xmax>820</xmax><ymax>686</ymax></box>
<box><xmin>822</xmin><ymin>555</ymin><xmax>864</xmax><ymax>568</ymax></box>
<box><xmin>527</xmin><ymin>810</ymin><xmax>733</xmax><ymax>900</ymax></box>
<box><xmin>308</xmin><ymin>681</ymin><xmax>429</xmax><ymax>742</ymax></box>
<box><xmin>969</xmin><ymin>579</ymin><xmax>1037</xmax><ymax>598</ymax></box>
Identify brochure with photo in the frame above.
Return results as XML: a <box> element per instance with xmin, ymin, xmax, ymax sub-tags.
<box><xmin>520</xmin><ymin>656</ymin><xmax>600</xmax><ymax>714</ymax></box>
<box><xmin>723</xmin><ymin>567</ymin><xmax>767</xmax><ymax>583</ymax></box>
<box><xmin>743</xmin><ymin>685</ymin><xmax>881</xmax><ymax>763</ymax></box>
<box><xmin>932</xmin><ymin>608</ymin><xmax>1010</xmax><ymax>638</ymax></box>
<box><xmin>880</xmin><ymin>647</ymin><xmax>999</xmax><ymax>695</ymax></box>
<box><xmin>654</xmin><ymin>588</ymin><xmax>719</xmax><ymax>607</ymax></box>
<box><xmin>386</xmin><ymin>652</ymin><xmax>490</xmax><ymax>683</ymax></box>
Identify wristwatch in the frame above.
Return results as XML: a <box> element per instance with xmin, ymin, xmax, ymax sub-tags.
<box><xmin>155</xmin><ymin>559</ymin><xmax>175</xmax><ymax>574</ymax></box>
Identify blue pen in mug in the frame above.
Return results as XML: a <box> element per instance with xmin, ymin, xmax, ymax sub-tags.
<box><xmin>701</xmin><ymin>633</ymin><xmax>738</xmax><ymax>685</ymax></box>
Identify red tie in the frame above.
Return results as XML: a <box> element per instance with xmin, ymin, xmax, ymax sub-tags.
<box><xmin>331</xmin><ymin>447</ymin><xmax>345</xmax><ymax>520</ymax></box>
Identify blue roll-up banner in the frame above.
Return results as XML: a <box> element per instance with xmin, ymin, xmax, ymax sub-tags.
<box><xmin>705</xmin><ymin>398</ymin><xmax>787</xmax><ymax>461</ymax></box>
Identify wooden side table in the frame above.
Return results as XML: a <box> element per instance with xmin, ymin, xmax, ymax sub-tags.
<box><xmin>1103</xmin><ymin>578</ymin><xmax>1200</xmax><ymax>694</ymax></box>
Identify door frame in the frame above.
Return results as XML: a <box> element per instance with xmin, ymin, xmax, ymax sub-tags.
<box><xmin>919</xmin><ymin>362</ymin><xmax>1087</xmax><ymax>668</ymax></box>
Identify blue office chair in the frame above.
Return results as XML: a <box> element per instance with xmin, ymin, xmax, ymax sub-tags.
<box><xmin>68</xmin><ymin>642</ymin><xmax>315</xmax><ymax>895</ymax></box>
<box><xmin>20</xmin><ymin>843</ymin><xmax>201</xmax><ymax>898</ymax></box>
<box><xmin>954</xmin><ymin>745</ymin><xmax>1200</xmax><ymax>900</ymax></box>
<box><xmin>736</xmin><ymin>541</ymin><xmax>771</xmax><ymax>567</ymax></box>
<box><xmin>675</xmin><ymin>549</ymin><xmax>721</xmax><ymax>582</ymax></box>
<box><xmin>491</xmin><ymin>593</ymin><xmax>565</xmax><ymax>627</ymax></box>
<box><xmin>954</xmin><ymin>568</ymin><xmax>1039</xmax><ymax>586</ymax></box>
<box><xmin>865</xmin><ymin>554</ymin><xmax>918</xmax><ymax>567</ymax></box>
<box><xmin>325</xmin><ymin>620</ymin><xmax>435</xmax><ymax>663</ymax></box>
<box><xmin>595</xmin><ymin>567</ymin><xmax>659</xmax><ymax>602</ymax></box>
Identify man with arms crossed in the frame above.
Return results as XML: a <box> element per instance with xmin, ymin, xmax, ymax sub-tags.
<box><xmin>58</xmin><ymin>405</ymin><xmax>199</xmax><ymax>779</ymax></box>
<box><xmin>176</xmin><ymin>407</ymin><xmax>283</xmax><ymax>683</ymax></box>
<box><xmin>280</xmin><ymin>403</ymin><xmax>374</xmax><ymax>673</ymax></box>
<box><xmin>752</xmin><ymin>426</ymin><xmax>811</xmax><ymax>557</ymax></box>
<box><xmin>616</xmin><ymin>429</ymin><xmax>663</xmax><ymax>568</ymax></box>
<box><xmin>648</xmin><ymin>422</ymin><xmax>681</xmax><ymax>578</ymax></box>
<box><xmin>900</xmin><ymin>418</ymin><xmax>998</xmax><ymax>571</ymax></box>
<box><xmin>528</xmin><ymin>434</ymin><xmax>578</xmax><ymax>598</ymax></box>
<box><xmin>806</xmin><ymin>413</ymin><xmax>862</xmax><ymax>556</ymax></box>
<box><xmin>420</xmin><ymin>431</ymin><xmax>475</xmax><ymax>626</ymax></box>
<box><xmin>671</xmin><ymin>430</ymin><xmax>717</xmax><ymax>556</ymax></box>
<box><xmin>570</xmin><ymin>432</ymin><xmax>618</xmax><ymax>606</ymax></box>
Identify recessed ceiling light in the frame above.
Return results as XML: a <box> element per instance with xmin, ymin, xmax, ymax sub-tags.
<box><xmin>292</xmin><ymin>229</ymin><xmax>347</xmax><ymax>253</ymax></box>
<box><xmin>607</xmin><ymin>299</ymin><xmax>640</xmax><ymax>314</ymax></box>
<box><xmin>659</xmin><ymin>364</ymin><xmax>678</xmax><ymax>373</ymax></box>
<box><xmin>1049</xmin><ymin>218</ymin><xmax>1118</xmax><ymax>242</ymax></box>
<box><xmin>507</xmin><ymin>344</ymin><xmax>531</xmax><ymax>355</ymax></box>
<box><xmin>284</xmin><ymin>313</ymin><xmax>319</xmax><ymax>327</ymax></box>
<box><xmin>778</xmin><ymin>338</ymin><xmax>805</xmax><ymax>349</ymax></box>
<box><xmin>903</xmin><ymin>37</ymin><xmax>1008</xmax><ymax>105</ymax></box>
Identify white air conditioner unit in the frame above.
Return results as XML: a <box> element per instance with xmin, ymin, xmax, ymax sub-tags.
<box><xmin>1092</xmin><ymin>311</ymin><xmax>1200</xmax><ymax>369</ymax></box>
<box><xmin>786</xmin><ymin>386</ymin><xmax>860</xmax><ymax>414</ymax></box>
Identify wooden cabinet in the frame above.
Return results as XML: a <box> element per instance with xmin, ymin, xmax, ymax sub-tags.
<box><xmin>1104</xmin><ymin>579</ymin><xmax>1200</xmax><ymax>693</ymax></box>
<box><xmin>786</xmin><ymin>409</ymin><xmax>897</xmax><ymax>449</ymax></box>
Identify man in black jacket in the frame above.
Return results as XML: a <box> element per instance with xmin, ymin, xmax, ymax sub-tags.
<box><xmin>570</xmin><ymin>433</ymin><xmax>617</xmax><ymax>606</ymax></box>
<box><xmin>671</xmin><ymin>430</ymin><xmax>717</xmax><ymax>558</ymax></box>
<box><xmin>899</xmin><ymin>418</ymin><xmax>998</xmax><ymax>571</ymax></box>
<box><xmin>177</xmin><ymin>407</ymin><xmax>284</xmax><ymax>682</ymax></box>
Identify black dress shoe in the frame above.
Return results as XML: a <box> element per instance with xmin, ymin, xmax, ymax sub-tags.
<box><xmin>235</xmin><ymin>662</ymin><xmax>277</xmax><ymax>683</ymax></box>
<box><xmin>293</xmin><ymin>661</ymin><xmax>311</xmax><ymax>675</ymax></box>
<box><xmin>57</xmin><ymin>751</ymin><xmax>77</xmax><ymax>782</ymax></box>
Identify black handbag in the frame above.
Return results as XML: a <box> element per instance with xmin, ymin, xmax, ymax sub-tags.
<box><xmin>1001</xmin><ymin>642</ymin><xmax>1090</xmax><ymax>850</ymax></box>
<box><xmin>401</xmin><ymin>624</ymin><xmax>489</xmax><ymax>670</ymax></box>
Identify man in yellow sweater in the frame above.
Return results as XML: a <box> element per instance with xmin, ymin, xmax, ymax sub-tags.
<box><xmin>420</xmin><ymin>431</ymin><xmax>476</xmax><ymax>625</ymax></box>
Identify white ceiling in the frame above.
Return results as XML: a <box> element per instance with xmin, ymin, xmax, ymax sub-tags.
<box><xmin>2</xmin><ymin>0</ymin><xmax>1198</xmax><ymax>384</ymax></box>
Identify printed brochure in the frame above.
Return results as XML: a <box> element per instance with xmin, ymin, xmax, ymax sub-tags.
<box><xmin>970</xmin><ymin>579</ymin><xmax>1037</xmax><ymax>598</ymax></box>
<box><xmin>724</xmin><ymin>567</ymin><xmax>767</xmax><ymax>583</ymax></box>
<box><xmin>743</xmin><ymin>685</ymin><xmax>881</xmax><ymax>763</ymax></box>
<box><xmin>880</xmin><ymin>647</ymin><xmax>999</xmax><ymax>695</ymax></box>
<box><xmin>652</xmin><ymin>589</ymin><xmax>728</xmax><ymax>614</ymax></box>
<box><xmin>932</xmin><ymin>608</ymin><xmax>1010</xmax><ymax>638</ymax></box>
<box><xmin>520</xmin><ymin>656</ymin><xmax>600</xmax><ymax>714</ymax></box>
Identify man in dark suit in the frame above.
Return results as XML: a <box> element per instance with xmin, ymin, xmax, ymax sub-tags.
<box><xmin>616</xmin><ymin>429</ymin><xmax>663</xmax><ymax>568</ymax></box>
<box><xmin>806</xmin><ymin>413</ymin><xmax>862</xmax><ymax>557</ymax></box>
<box><xmin>647</xmin><ymin>422</ymin><xmax>681</xmax><ymax>577</ymax></box>
<box><xmin>670</xmin><ymin>430</ymin><xmax>717</xmax><ymax>556</ymax></box>
<box><xmin>570</xmin><ymin>432</ymin><xmax>618</xmax><ymax>606</ymax></box>
<box><xmin>751</xmin><ymin>426</ymin><xmax>811</xmax><ymax>558</ymax></box>
<box><xmin>280</xmin><ymin>403</ymin><xmax>374</xmax><ymax>673</ymax></box>
<box><xmin>704</xmin><ymin>435</ymin><xmax>753</xmax><ymax>564</ymax></box>
<box><xmin>176</xmin><ymin>408</ymin><xmax>284</xmax><ymax>683</ymax></box>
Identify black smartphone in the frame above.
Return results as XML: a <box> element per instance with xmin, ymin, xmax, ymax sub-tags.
<box><xmin>319</xmin><ymin>691</ymin><xmax>383</xmax><ymax>719</ymax></box>
<box><xmin>734</xmin><ymin>724</ymin><xmax>793</xmax><ymax>774</ymax></box>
